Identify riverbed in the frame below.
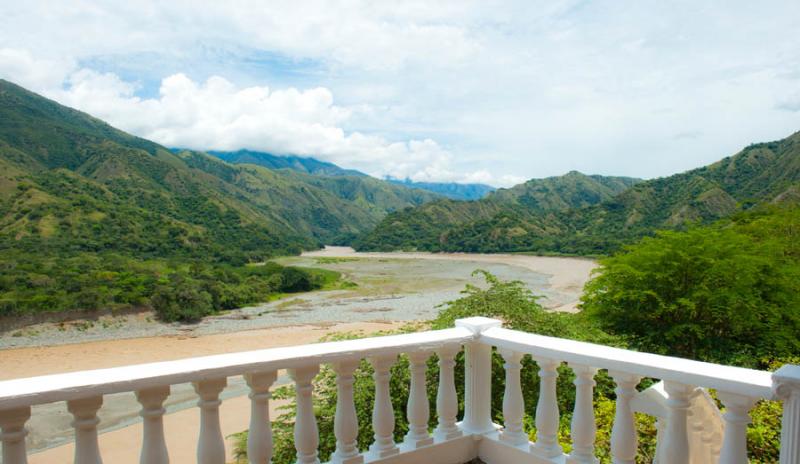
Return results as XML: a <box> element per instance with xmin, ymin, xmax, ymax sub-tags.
<box><xmin>1</xmin><ymin>248</ymin><xmax>596</xmax><ymax>459</ymax></box>
<box><xmin>1</xmin><ymin>248</ymin><xmax>596</xmax><ymax>350</ymax></box>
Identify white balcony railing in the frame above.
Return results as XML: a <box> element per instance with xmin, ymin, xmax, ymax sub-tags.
<box><xmin>0</xmin><ymin>317</ymin><xmax>798</xmax><ymax>464</ymax></box>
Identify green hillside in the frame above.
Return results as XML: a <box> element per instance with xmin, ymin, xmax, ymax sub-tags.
<box><xmin>0</xmin><ymin>79</ymin><xmax>439</xmax><ymax>320</ymax></box>
<box><xmin>353</xmin><ymin>171</ymin><xmax>640</xmax><ymax>251</ymax></box>
<box><xmin>356</xmin><ymin>132</ymin><xmax>800</xmax><ymax>254</ymax></box>
<box><xmin>0</xmin><ymin>79</ymin><xmax>442</xmax><ymax>260</ymax></box>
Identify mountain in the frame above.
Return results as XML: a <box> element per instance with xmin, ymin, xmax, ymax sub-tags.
<box><xmin>355</xmin><ymin>133</ymin><xmax>800</xmax><ymax>254</ymax></box>
<box><xmin>353</xmin><ymin>171</ymin><xmax>640</xmax><ymax>251</ymax></box>
<box><xmin>0</xmin><ymin>79</ymin><xmax>438</xmax><ymax>265</ymax></box>
<box><xmin>210</xmin><ymin>150</ymin><xmax>494</xmax><ymax>201</ymax></box>
<box><xmin>385</xmin><ymin>177</ymin><xmax>496</xmax><ymax>200</ymax></box>
<box><xmin>209</xmin><ymin>150</ymin><xmax>367</xmax><ymax>177</ymax></box>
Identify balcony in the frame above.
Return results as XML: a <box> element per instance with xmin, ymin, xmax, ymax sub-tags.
<box><xmin>1</xmin><ymin>317</ymin><xmax>798</xmax><ymax>464</ymax></box>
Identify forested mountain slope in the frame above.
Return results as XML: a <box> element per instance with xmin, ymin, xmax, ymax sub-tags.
<box><xmin>0</xmin><ymin>79</ymin><xmax>436</xmax><ymax>262</ymax></box>
<box><xmin>356</xmin><ymin>132</ymin><xmax>800</xmax><ymax>254</ymax></box>
<box><xmin>353</xmin><ymin>171</ymin><xmax>640</xmax><ymax>251</ymax></box>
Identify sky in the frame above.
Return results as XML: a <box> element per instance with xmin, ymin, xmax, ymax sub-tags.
<box><xmin>1</xmin><ymin>1</ymin><xmax>800</xmax><ymax>187</ymax></box>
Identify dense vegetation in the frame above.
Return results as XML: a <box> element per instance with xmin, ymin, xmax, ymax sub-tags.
<box><xmin>583</xmin><ymin>206</ymin><xmax>800</xmax><ymax>365</ymax></box>
<box><xmin>356</xmin><ymin>134</ymin><xmax>800</xmax><ymax>255</ymax></box>
<box><xmin>0</xmin><ymin>252</ymin><xmax>339</xmax><ymax>322</ymax></box>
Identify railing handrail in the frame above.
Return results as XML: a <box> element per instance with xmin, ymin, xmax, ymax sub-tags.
<box><xmin>481</xmin><ymin>326</ymin><xmax>773</xmax><ymax>398</ymax></box>
<box><xmin>0</xmin><ymin>327</ymin><xmax>473</xmax><ymax>410</ymax></box>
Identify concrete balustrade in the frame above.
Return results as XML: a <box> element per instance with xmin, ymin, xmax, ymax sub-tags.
<box><xmin>0</xmin><ymin>318</ymin><xmax>798</xmax><ymax>464</ymax></box>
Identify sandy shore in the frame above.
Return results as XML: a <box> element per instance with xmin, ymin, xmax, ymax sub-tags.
<box><xmin>7</xmin><ymin>321</ymin><xmax>404</xmax><ymax>463</ymax></box>
<box><xmin>303</xmin><ymin>246</ymin><xmax>598</xmax><ymax>312</ymax></box>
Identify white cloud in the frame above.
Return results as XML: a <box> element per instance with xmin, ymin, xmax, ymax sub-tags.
<box><xmin>0</xmin><ymin>48</ymin><xmax>75</xmax><ymax>92</ymax></box>
<box><xmin>43</xmin><ymin>69</ymin><xmax>500</xmax><ymax>184</ymax></box>
<box><xmin>1</xmin><ymin>1</ymin><xmax>800</xmax><ymax>186</ymax></box>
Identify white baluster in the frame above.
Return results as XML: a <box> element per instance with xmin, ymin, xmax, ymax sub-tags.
<box><xmin>368</xmin><ymin>354</ymin><xmax>399</xmax><ymax>460</ymax></box>
<box><xmin>608</xmin><ymin>371</ymin><xmax>641</xmax><ymax>464</ymax></box>
<box><xmin>456</xmin><ymin>317</ymin><xmax>501</xmax><ymax>435</ymax></box>
<box><xmin>67</xmin><ymin>396</ymin><xmax>104</xmax><ymax>464</ymax></box>
<box><xmin>717</xmin><ymin>392</ymin><xmax>756</xmax><ymax>464</ymax></box>
<box><xmin>136</xmin><ymin>386</ymin><xmax>170</xmax><ymax>464</ymax></box>
<box><xmin>774</xmin><ymin>365</ymin><xmax>800</xmax><ymax>464</ymax></box>
<box><xmin>289</xmin><ymin>365</ymin><xmax>320</xmax><ymax>464</ymax></box>
<box><xmin>499</xmin><ymin>349</ymin><xmax>527</xmax><ymax>446</ymax></box>
<box><xmin>434</xmin><ymin>345</ymin><xmax>462</xmax><ymax>441</ymax></box>
<box><xmin>193</xmin><ymin>378</ymin><xmax>227</xmax><ymax>464</ymax></box>
<box><xmin>531</xmin><ymin>357</ymin><xmax>563</xmax><ymax>458</ymax></box>
<box><xmin>245</xmin><ymin>371</ymin><xmax>277</xmax><ymax>464</ymax></box>
<box><xmin>0</xmin><ymin>407</ymin><xmax>31</xmax><ymax>464</ymax></box>
<box><xmin>662</xmin><ymin>381</ymin><xmax>692</xmax><ymax>464</ymax></box>
<box><xmin>331</xmin><ymin>360</ymin><xmax>363</xmax><ymax>464</ymax></box>
<box><xmin>404</xmin><ymin>351</ymin><xmax>434</xmax><ymax>449</ymax></box>
<box><xmin>568</xmin><ymin>364</ymin><xmax>598</xmax><ymax>464</ymax></box>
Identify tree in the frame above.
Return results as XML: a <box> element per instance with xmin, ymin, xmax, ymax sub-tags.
<box><xmin>581</xmin><ymin>208</ymin><xmax>800</xmax><ymax>366</ymax></box>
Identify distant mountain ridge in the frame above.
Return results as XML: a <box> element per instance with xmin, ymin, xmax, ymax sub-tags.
<box><xmin>353</xmin><ymin>171</ymin><xmax>641</xmax><ymax>251</ymax></box>
<box><xmin>385</xmin><ymin>177</ymin><xmax>496</xmax><ymax>200</ymax></box>
<box><xmin>209</xmin><ymin>150</ymin><xmax>368</xmax><ymax>177</ymax></box>
<box><xmin>210</xmin><ymin>150</ymin><xmax>497</xmax><ymax>201</ymax></box>
<box><xmin>355</xmin><ymin>134</ymin><xmax>800</xmax><ymax>254</ymax></box>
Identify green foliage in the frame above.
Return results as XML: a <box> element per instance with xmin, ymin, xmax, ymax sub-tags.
<box><xmin>0</xmin><ymin>252</ymin><xmax>334</xmax><ymax>322</ymax></box>
<box><xmin>582</xmin><ymin>206</ymin><xmax>800</xmax><ymax>365</ymax></box>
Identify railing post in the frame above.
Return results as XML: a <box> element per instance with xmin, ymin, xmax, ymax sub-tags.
<box><xmin>67</xmin><ymin>396</ymin><xmax>104</xmax><ymax>464</ymax></box>
<box><xmin>404</xmin><ymin>351</ymin><xmax>434</xmax><ymax>449</ymax></box>
<box><xmin>608</xmin><ymin>371</ymin><xmax>641</xmax><ymax>464</ymax></box>
<box><xmin>193</xmin><ymin>378</ymin><xmax>227</xmax><ymax>464</ymax></box>
<box><xmin>245</xmin><ymin>371</ymin><xmax>277</xmax><ymax>464</ymax></box>
<box><xmin>531</xmin><ymin>357</ymin><xmax>563</xmax><ymax>458</ymax></box>
<box><xmin>434</xmin><ymin>345</ymin><xmax>462</xmax><ymax>441</ymax></box>
<box><xmin>455</xmin><ymin>317</ymin><xmax>502</xmax><ymax>435</ymax></box>
<box><xmin>289</xmin><ymin>365</ymin><xmax>321</xmax><ymax>464</ymax></box>
<box><xmin>135</xmin><ymin>386</ymin><xmax>170</xmax><ymax>464</ymax></box>
<box><xmin>662</xmin><ymin>381</ymin><xmax>692</xmax><ymax>464</ymax></box>
<box><xmin>773</xmin><ymin>365</ymin><xmax>800</xmax><ymax>464</ymax></box>
<box><xmin>0</xmin><ymin>407</ymin><xmax>31</xmax><ymax>464</ymax></box>
<box><xmin>568</xmin><ymin>364</ymin><xmax>599</xmax><ymax>464</ymax></box>
<box><xmin>368</xmin><ymin>354</ymin><xmax>400</xmax><ymax>460</ymax></box>
<box><xmin>717</xmin><ymin>392</ymin><xmax>756</xmax><ymax>464</ymax></box>
<box><xmin>331</xmin><ymin>360</ymin><xmax>363</xmax><ymax>464</ymax></box>
<box><xmin>499</xmin><ymin>349</ymin><xmax>527</xmax><ymax>447</ymax></box>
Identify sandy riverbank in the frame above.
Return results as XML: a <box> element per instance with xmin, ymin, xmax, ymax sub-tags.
<box><xmin>303</xmin><ymin>247</ymin><xmax>598</xmax><ymax>312</ymax></box>
<box><xmin>6</xmin><ymin>321</ymin><xmax>404</xmax><ymax>463</ymax></box>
